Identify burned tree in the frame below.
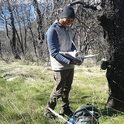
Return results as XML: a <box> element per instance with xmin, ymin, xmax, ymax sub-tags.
<box><xmin>98</xmin><ymin>0</ymin><xmax>124</xmax><ymax>109</ymax></box>
<box><xmin>71</xmin><ymin>0</ymin><xmax>124</xmax><ymax>109</ymax></box>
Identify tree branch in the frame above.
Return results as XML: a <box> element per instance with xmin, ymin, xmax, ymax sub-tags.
<box><xmin>70</xmin><ymin>0</ymin><xmax>102</xmax><ymax>10</ymax></box>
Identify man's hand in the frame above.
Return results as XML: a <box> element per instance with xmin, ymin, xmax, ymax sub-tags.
<box><xmin>70</xmin><ymin>59</ymin><xmax>83</xmax><ymax>65</ymax></box>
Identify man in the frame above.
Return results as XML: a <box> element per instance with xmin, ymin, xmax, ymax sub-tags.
<box><xmin>45</xmin><ymin>6</ymin><xmax>82</xmax><ymax>118</ymax></box>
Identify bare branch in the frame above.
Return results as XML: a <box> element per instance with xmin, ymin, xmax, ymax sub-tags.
<box><xmin>70</xmin><ymin>0</ymin><xmax>102</xmax><ymax>10</ymax></box>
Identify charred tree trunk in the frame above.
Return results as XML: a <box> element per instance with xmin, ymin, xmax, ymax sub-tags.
<box><xmin>71</xmin><ymin>0</ymin><xmax>124</xmax><ymax>109</ymax></box>
<box><xmin>98</xmin><ymin>0</ymin><xmax>124</xmax><ymax>109</ymax></box>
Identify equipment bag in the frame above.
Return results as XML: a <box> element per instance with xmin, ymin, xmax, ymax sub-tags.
<box><xmin>69</xmin><ymin>104</ymin><xmax>100</xmax><ymax>124</ymax></box>
<box><xmin>100</xmin><ymin>58</ymin><xmax>108</xmax><ymax>70</ymax></box>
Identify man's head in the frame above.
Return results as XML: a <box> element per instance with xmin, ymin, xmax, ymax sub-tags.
<box><xmin>60</xmin><ymin>6</ymin><xmax>75</xmax><ymax>19</ymax></box>
<box><xmin>59</xmin><ymin>6</ymin><xmax>75</xmax><ymax>28</ymax></box>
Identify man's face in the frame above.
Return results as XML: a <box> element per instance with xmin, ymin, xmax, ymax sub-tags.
<box><xmin>60</xmin><ymin>18</ymin><xmax>74</xmax><ymax>28</ymax></box>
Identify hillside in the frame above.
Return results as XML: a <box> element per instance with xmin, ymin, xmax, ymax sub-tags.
<box><xmin>0</xmin><ymin>60</ymin><xmax>124</xmax><ymax>124</ymax></box>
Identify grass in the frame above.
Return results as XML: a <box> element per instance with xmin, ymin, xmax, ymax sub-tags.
<box><xmin>0</xmin><ymin>60</ymin><xmax>124</xmax><ymax>124</ymax></box>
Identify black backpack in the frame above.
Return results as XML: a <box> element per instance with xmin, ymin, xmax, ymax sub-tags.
<box><xmin>67</xmin><ymin>104</ymin><xmax>100</xmax><ymax>124</ymax></box>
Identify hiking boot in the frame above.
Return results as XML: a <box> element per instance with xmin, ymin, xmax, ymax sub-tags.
<box><xmin>44</xmin><ymin>109</ymin><xmax>55</xmax><ymax>118</ymax></box>
<box><xmin>59</xmin><ymin>106</ymin><xmax>73</xmax><ymax>117</ymax></box>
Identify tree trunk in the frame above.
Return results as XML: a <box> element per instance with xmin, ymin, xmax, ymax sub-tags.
<box><xmin>32</xmin><ymin>0</ymin><xmax>44</xmax><ymax>42</ymax></box>
<box><xmin>6</xmin><ymin>0</ymin><xmax>21</xmax><ymax>59</ymax></box>
<box><xmin>98</xmin><ymin>0</ymin><xmax>124</xmax><ymax>109</ymax></box>
<box><xmin>14</xmin><ymin>7</ymin><xmax>24</xmax><ymax>54</ymax></box>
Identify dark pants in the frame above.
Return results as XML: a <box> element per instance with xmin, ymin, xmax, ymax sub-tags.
<box><xmin>46</xmin><ymin>68</ymin><xmax>74</xmax><ymax>110</ymax></box>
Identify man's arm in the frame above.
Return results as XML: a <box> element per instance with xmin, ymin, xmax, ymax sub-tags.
<box><xmin>46</xmin><ymin>25</ymin><xmax>71</xmax><ymax>65</ymax></box>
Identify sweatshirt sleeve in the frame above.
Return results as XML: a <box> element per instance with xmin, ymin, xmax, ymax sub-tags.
<box><xmin>46</xmin><ymin>25</ymin><xmax>71</xmax><ymax>65</ymax></box>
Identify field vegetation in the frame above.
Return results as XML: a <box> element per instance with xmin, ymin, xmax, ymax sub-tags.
<box><xmin>0</xmin><ymin>60</ymin><xmax>124</xmax><ymax>124</ymax></box>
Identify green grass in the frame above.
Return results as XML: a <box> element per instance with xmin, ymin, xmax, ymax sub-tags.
<box><xmin>0</xmin><ymin>60</ymin><xmax>124</xmax><ymax>124</ymax></box>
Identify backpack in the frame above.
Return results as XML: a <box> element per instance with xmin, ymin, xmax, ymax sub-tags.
<box><xmin>67</xmin><ymin>104</ymin><xmax>100</xmax><ymax>124</ymax></box>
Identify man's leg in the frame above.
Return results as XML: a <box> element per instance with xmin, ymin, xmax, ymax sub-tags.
<box><xmin>45</xmin><ymin>70</ymin><xmax>67</xmax><ymax>117</ymax></box>
<box><xmin>60</xmin><ymin>69</ymin><xmax>74</xmax><ymax>116</ymax></box>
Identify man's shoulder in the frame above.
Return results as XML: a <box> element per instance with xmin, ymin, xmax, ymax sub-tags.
<box><xmin>48</xmin><ymin>23</ymin><xmax>58</xmax><ymax>32</ymax></box>
<box><xmin>51</xmin><ymin>23</ymin><xmax>58</xmax><ymax>29</ymax></box>
<box><xmin>46</xmin><ymin>23</ymin><xmax>58</xmax><ymax>36</ymax></box>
